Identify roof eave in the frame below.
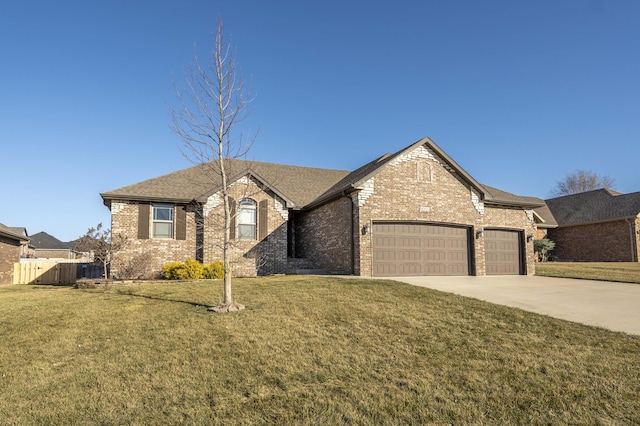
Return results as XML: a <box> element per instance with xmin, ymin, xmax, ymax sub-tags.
<box><xmin>484</xmin><ymin>200</ymin><xmax>546</xmax><ymax>209</ymax></box>
<box><xmin>193</xmin><ymin>169</ymin><xmax>297</xmax><ymax>208</ymax></box>
<box><xmin>0</xmin><ymin>229</ymin><xmax>30</xmax><ymax>243</ymax></box>
<box><xmin>101</xmin><ymin>194</ymin><xmax>195</xmax><ymax>206</ymax></box>
<box><xmin>556</xmin><ymin>214</ymin><xmax>639</xmax><ymax>228</ymax></box>
<box><xmin>537</xmin><ymin>224</ymin><xmax>559</xmax><ymax>229</ymax></box>
<box><xmin>302</xmin><ymin>187</ymin><xmax>357</xmax><ymax>211</ymax></box>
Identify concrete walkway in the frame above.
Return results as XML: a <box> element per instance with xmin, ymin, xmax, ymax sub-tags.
<box><xmin>388</xmin><ymin>275</ymin><xmax>640</xmax><ymax>336</ymax></box>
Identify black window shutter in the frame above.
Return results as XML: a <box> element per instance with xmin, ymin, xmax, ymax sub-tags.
<box><xmin>229</xmin><ymin>197</ymin><xmax>236</xmax><ymax>240</ymax></box>
<box><xmin>138</xmin><ymin>203</ymin><xmax>150</xmax><ymax>239</ymax></box>
<box><xmin>175</xmin><ymin>206</ymin><xmax>187</xmax><ymax>240</ymax></box>
<box><xmin>259</xmin><ymin>199</ymin><xmax>268</xmax><ymax>240</ymax></box>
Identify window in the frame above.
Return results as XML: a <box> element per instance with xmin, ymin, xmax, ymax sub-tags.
<box><xmin>237</xmin><ymin>199</ymin><xmax>257</xmax><ymax>240</ymax></box>
<box><xmin>153</xmin><ymin>204</ymin><xmax>174</xmax><ymax>238</ymax></box>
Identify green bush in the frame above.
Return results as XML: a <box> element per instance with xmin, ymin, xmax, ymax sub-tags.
<box><xmin>161</xmin><ymin>259</ymin><xmax>226</xmax><ymax>280</ymax></box>
<box><xmin>534</xmin><ymin>238</ymin><xmax>556</xmax><ymax>262</ymax></box>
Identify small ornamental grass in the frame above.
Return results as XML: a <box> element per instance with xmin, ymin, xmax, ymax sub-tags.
<box><xmin>160</xmin><ymin>259</ymin><xmax>225</xmax><ymax>280</ymax></box>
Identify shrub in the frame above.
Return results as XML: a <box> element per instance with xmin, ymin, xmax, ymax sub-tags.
<box><xmin>161</xmin><ymin>259</ymin><xmax>227</xmax><ymax>280</ymax></box>
<box><xmin>117</xmin><ymin>252</ymin><xmax>154</xmax><ymax>279</ymax></box>
<box><xmin>534</xmin><ymin>238</ymin><xmax>556</xmax><ymax>262</ymax></box>
<box><xmin>160</xmin><ymin>262</ymin><xmax>183</xmax><ymax>280</ymax></box>
<box><xmin>161</xmin><ymin>259</ymin><xmax>204</xmax><ymax>280</ymax></box>
<box><xmin>204</xmin><ymin>261</ymin><xmax>225</xmax><ymax>279</ymax></box>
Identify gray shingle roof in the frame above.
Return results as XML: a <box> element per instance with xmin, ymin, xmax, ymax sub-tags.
<box><xmin>101</xmin><ymin>159</ymin><xmax>350</xmax><ymax>208</ymax></box>
<box><xmin>101</xmin><ymin>137</ymin><xmax>543</xmax><ymax>210</ymax></box>
<box><xmin>531</xmin><ymin>204</ymin><xmax>558</xmax><ymax>228</ymax></box>
<box><xmin>29</xmin><ymin>232</ymin><xmax>72</xmax><ymax>250</ymax></box>
<box><xmin>481</xmin><ymin>185</ymin><xmax>545</xmax><ymax>208</ymax></box>
<box><xmin>544</xmin><ymin>189</ymin><xmax>640</xmax><ymax>227</ymax></box>
<box><xmin>0</xmin><ymin>223</ymin><xmax>30</xmax><ymax>242</ymax></box>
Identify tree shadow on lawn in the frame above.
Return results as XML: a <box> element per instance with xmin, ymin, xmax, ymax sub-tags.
<box><xmin>27</xmin><ymin>283</ymin><xmax>75</xmax><ymax>288</ymax></box>
<box><xmin>110</xmin><ymin>289</ymin><xmax>209</xmax><ymax>309</ymax></box>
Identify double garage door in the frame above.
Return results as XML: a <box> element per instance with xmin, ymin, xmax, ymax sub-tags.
<box><xmin>372</xmin><ymin>223</ymin><xmax>522</xmax><ymax>277</ymax></box>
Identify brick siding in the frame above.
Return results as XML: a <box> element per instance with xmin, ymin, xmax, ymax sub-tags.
<box><xmin>296</xmin><ymin>196</ymin><xmax>353</xmax><ymax>274</ymax></box>
<box><xmin>535</xmin><ymin>228</ymin><xmax>550</xmax><ymax>240</ymax></box>
<box><xmin>0</xmin><ymin>236</ymin><xmax>21</xmax><ymax>284</ymax></box>
<box><xmin>548</xmin><ymin>218</ymin><xmax>640</xmax><ymax>262</ymax></box>
<box><xmin>110</xmin><ymin>177</ymin><xmax>288</xmax><ymax>278</ymax></box>
<box><xmin>110</xmin><ymin>201</ymin><xmax>197</xmax><ymax>278</ymax></box>
<box><xmin>202</xmin><ymin>180</ymin><xmax>288</xmax><ymax>276</ymax></box>
<box><xmin>34</xmin><ymin>249</ymin><xmax>74</xmax><ymax>259</ymax></box>
<box><xmin>301</xmin><ymin>145</ymin><xmax>536</xmax><ymax>276</ymax></box>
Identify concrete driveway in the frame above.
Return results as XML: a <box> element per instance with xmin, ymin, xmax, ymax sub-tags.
<box><xmin>390</xmin><ymin>275</ymin><xmax>640</xmax><ymax>336</ymax></box>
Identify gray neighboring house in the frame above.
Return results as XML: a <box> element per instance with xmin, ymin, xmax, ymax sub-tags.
<box><xmin>0</xmin><ymin>223</ymin><xmax>30</xmax><ymax>284</ymax></box>
<box><xmin>29</xmin><ymin>232</ymin><xmax>80</xmax><ymax>259</ymax></box>
<box><xmin>538</xmin><ymin>189</ymin><xmax>640</xmax><ymax>262</ymax></box>
<box><xmin>101</xmin><ymin>137</ymin><xmax>544</xmax><ymax>278</ymax></box>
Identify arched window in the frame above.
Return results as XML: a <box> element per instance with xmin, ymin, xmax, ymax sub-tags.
<box><xmin>237</xmin><ymin>199</ymin><xmax>257</xmax><ymax>240</ymax></box>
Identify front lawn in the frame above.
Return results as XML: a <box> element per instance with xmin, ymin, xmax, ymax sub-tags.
<box><xmin>1</xmin><ymin>276</ymin><xmax>639</xmax><ymax>424</ymax></box>
<box><xmin>536</xmin><ymin>262</ymin><xmax>640</xmax><ymax>284</ymax></box>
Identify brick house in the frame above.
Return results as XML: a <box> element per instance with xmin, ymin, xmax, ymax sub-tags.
<box><xmin>0</xmin><ymin>223</ymin><xmax>30</xmax><ymax>284</ymax></box>
<box><xmin>540</xmin><ymin>189</ymin><xmax>640</xmax><ymax>262</ymax></box>
<box><xmin>531</xmin><ymin>204</ymin><xmax>558</xmax><ymax>240</ymax></box>
<box><xmin>101</xmin><ymin>137</ymin><xmax>544</xmax><ymax>278</ymax></box>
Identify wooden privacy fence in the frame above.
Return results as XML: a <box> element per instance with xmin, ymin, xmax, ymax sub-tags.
<box><xmin>13</xmin><ymin>260</ymin><xmax>82</xmax><ymax>285</ymax></box>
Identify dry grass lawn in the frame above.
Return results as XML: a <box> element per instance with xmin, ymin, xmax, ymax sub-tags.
<box><xmin>1</xmin><ymin>276</ymin><xmax>639</xmax><ymax>424</ymax></box>
<box><xmin>536</xmin><ymin>262</ymin><xmax>640</xmax><ymax>284</ymax></box>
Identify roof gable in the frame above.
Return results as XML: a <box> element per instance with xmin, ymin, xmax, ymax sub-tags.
<box><xmin>306</xmin><ymin>137</ymin><xmax>542</xmax><ymax>209</ymax></box>
<box><xmin>29</xmin><ymin>232</ymin><xmax>71</xmax><ymax>250</ymax></box>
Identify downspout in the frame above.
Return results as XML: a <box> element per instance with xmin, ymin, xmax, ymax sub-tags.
<box><xmin>345</xmin><ymin>191</ymin><xmax>355</xmax><ymax>275</ymax></box>
<box><xmin>626</xmin><ymin>218</ymin><xmax>637</xmax><ymax>262</ymax></box>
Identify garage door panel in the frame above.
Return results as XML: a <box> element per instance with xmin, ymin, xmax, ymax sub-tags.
<box><xmin>373</xmin><ymin>250</ymin><xmax>396</xmax><ymax>261</ymax></box>
<box><xmin>373</xmin><ymin>223</ymin><xmax>470</xmax><ymax>277</ymax></box>
<box><xmin>485</xmin><ymin>230</ymin><xmax>522</xmax><ymax>275</ymax></box>
<box><xmin>399</xmin><ymin>250</ymin><xmax>420</xmax><ymax>261</ymax></box>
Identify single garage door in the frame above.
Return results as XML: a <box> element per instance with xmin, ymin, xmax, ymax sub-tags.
<box><xmin>372</xmin><ymin>222</ymin><xmax>470</xmax><ymax>277</ymax></box>
<box><xmin>485</xmin><ymin>229</ymin><xmax>522</xmax><ymax>275</ymax></box>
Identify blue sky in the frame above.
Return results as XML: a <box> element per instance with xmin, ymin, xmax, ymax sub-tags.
<box><xmin>1</xmin><ymin>1</ymin><xmax>639</xmax><ymax>242</ymax></box>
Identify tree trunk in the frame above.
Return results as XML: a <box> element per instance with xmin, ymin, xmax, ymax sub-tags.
<box><xmin>103</xmin><ymin>258</ymin><xmax>109</xmax><ymax>279</ymax></box>
<box><xmin>223</xmin><ymin>192</ymin><xmax>232</xmax><ymax>304</ymax></box>
<box><xmin>220</xmin><ymin>154</ymin><xmax>232</xmax><ymax>305</ymax></box>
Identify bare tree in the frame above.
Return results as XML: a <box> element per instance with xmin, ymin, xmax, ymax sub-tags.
<box><xmin>74</xmin><ymin>223</ymin><xmax>127</xmax><ymax>279</ymax></box>
<box><xmin>552</xmin><ymin>169</ymin><xmax>616</xmax><ymax>196</ymax></box>
<box><xmin>170</xmin><ymin>17</ymin><xmax>253</xmax><ymax>313</ymax></box>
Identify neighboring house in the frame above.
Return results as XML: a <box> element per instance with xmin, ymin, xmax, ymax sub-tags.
<box><xmin>541</xmin><ymin>189</ymin><xmax>640</xmax><ymax>262</ymax></box>
<box><xmin>531</xmin><ymin>203</ymin><xmax>558</xmax><ymax>240</ymax></box>
<box><xmin>101</xmin><ymin>137</ymin><xmax>544</xmax><ymax>278</ymax></box>
<box><xmin>29</xmin><ymin>232</ymin><xmax>80</xmax><ymax>259</ymax></box>
<box><xmin>0</xmin><ymin>223</ymin><xmax>30</xmax><ymax>284</ymax></box>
